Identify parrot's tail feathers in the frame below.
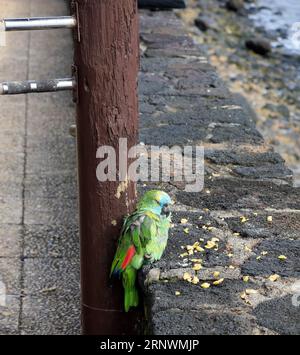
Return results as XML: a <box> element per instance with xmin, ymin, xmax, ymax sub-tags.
<box><xmin>124</xmin><ymin>287</ymin><xmax>139</xmax><ymax>312</ymax></box>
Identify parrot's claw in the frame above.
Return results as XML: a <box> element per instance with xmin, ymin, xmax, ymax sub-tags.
<box><xmin>144</xmin><ymin>253</ymin><xmax>152</xmax><ymax>259</ymax></box>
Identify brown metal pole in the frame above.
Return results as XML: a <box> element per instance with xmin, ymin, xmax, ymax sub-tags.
<box><xmin>73</xmin><ymin>0</ymin><xmax>140</xmax><ymax>335</ymax></box>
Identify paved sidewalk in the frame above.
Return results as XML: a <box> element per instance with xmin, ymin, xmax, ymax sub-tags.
<box><xmin>0</xmin><ymin>0</ymin><xmax>80</xmax><ymax>334</ymax></box>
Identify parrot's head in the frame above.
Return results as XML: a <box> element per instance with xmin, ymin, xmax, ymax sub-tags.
<box><xmin>138</xmin><ymin>190</ymin><xmax>173</xmax><ymax>217</ymax></box>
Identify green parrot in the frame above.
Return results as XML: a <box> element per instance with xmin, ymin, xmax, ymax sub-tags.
<box><xmin>110</xmin><ymin>190</ymin><xmax>172</xmax><ymax>312</ymax></box>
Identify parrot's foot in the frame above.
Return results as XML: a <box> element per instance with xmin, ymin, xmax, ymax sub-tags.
<box><xmin>144</xmin><ymin>253</ymin><xmax>154</xmax><ymax>265</ymax></box>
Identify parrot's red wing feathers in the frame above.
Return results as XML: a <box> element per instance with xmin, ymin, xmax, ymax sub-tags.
<box><xmin>121</xmin><ymin>245</ymin><xmax>136</xmax><ymax>270</ymax></box>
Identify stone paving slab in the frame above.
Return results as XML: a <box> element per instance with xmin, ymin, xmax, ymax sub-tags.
<box><xmin>24</xmin><ymin>173</ymin><xmax>77</xmax><ymax>199</ymax></box>
<box><xmin>225</xmin><ymin>212</ymin><xmax>300</xmax><ymax>239</ymax></box>
<box><xmin>23</xmin><ymin>225</ymin><xmax>79</xmax><ymax>259</ymax></box>
<box><xmin>25</xmin><ymin>138</ymin><xmax>76</xmax><ymax>175</ymax></box>
<box><xmin>140</xmin><ymin>94</ymin><xmax>258</xmax><ymax>127</ymax></box>
<box><xmin>0</xmin><ymin>225</ymin><xmax>22</xmax><ymax>258</ymax></box>
<box><xmin>24</xmin><ymin>197</ymin><xmax>78</xmax><ymax>226</ymax></box>
<box><xmin>0</xmin><ymin>197</ymin><xmax>23</xmax><ymax>225</ymax></box>
<box><xmin>176</xmin><ymin>178</ymin><xmax>300</xmax><ymax>210</ymax></box>
<box><xmin>150</xmin><ymin>309</ymin><xmax>263</xmax><ymax>335</ymax></box>
<box><xmin>0</xmin><ymin>258</ymin><xmax>21</xmax><ymax>295</ymax></box>
<box><xmin>0</xmin><ymin>97</ymin><xmax>27</xmax><ymax>133</ymax></box>
<box><xmin>0</xmin><ymin>152</ymin><xmax>24</xmax><ymax>179</ymax></box>
<box><xmin>21</xmin><ymin>293</ymin><xmax>81</xmax><ymax>335</ymax></box>
<box><xmin>23</xmin><ymin>258</ymin><xmax>79</xmax><ymax>296</ymax></box>
<box><xmin>0</xmin><ymin>295</ymin><xmax>20</xmax><ymax>335</ymax></box>
<box><xmin>0</xmin><ymin>132</ymin><xmax>25</xmax><ymax>154</ymax></box>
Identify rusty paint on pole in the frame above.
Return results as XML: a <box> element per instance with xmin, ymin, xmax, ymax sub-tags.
<box><xmin>74</xmin><ymin>0</ymin><xmax>141</xmax><ymax>335</ymax></box>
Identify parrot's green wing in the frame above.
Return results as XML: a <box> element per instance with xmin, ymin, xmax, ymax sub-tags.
<box><xmin>110</xmin><ymin>210</ymin><xmax>160</xmax><ymax>276</ymax></box>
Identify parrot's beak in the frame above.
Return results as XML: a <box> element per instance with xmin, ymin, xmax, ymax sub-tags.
<box><xmin>162</xmin><ymin>204</ymin><xmax>171</xmax><ymax>217</ymax></box>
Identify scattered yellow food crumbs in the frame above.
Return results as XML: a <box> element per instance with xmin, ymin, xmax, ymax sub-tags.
<box><xmin>240</xmin><ymin>216</ymin><xmax>249</xmax><ymax>223</ymax></box>
<box><xmin>203</xmin><ymin>208</ymin><xmax>210</xmax><ymax>212</ymax></box>
<box><xmin>213</xmin><ymin>271</ymin><xmax>220</xmax><ymax>278</ymax></box>
<box><xmin>228</xmin><ymin>265</ymin><xmax>235</xmax><ymax>269</ymax></box>
<box><xmin>180</xmin><ymin>245</ymin><xmax>185</xmax><ymax>249</ymax></box>
<box><xmin>199</xmin><ymin>216</ymin><xmax>203</xmax><ymax>220</ymax></box>
<box><xmin>183</xmin><ymin>272</ymin><xmax>192</xmax><ymax>281</ymax></box>
<box><xmin>186</xmin><ymin>245</ymin><xmax>193</xmax><ymax>251</ymax></box>
<box><xmin>261</xmin><ymin>251</ymin><xmax>268</xmax><ymax>256</ymax></box>
<box><xmin>183</xmin><ymin>228</ymin><xmax>189</xmax><ymax>234</ymax></box>
<box><xmin>205</xmin><ymin>241</ymin><xmax>216</xmax><ymax>249</ymax></box>
<box><xmin>180</xmin><ymin>252</ymin><xmax>188</xmax><ymax>258</ymax></box>
<box><xmin>244</xmin><ymin>246</ymin><xmax>252</xmax><ymax>252</ymax></box>
<box><xmin>202</xmin><ymin>225</ymin><xmax>207</xmax><ymax>230</ymax></box>
<box><xmin>233</xmin><ymin>232</ymin><xmax>240</xmax><ymax>237</ymax></box>
<box><xmin>188</xmin><ymin>250</ymin><xmax>194</xmax><ymax>255</ymax></box>
<box><xmin>268</xmin><ymin>274</ymin><xmax>280</xmax><ymax>282</ymax></box>
<box><xmin>256</xmin><ymin>256</ymin><xmax>262</xmax><ymax>261</ymax></box>
<box><xmin>191</xmin><ymin>258</ymin><xmax>202</xmax><ymax>263</ymax></box>
<box><xmin>195</xmin><ymin>246</ymin><xmax>204</xmax><ymax>252</ymax></box>
<box><xmin>243</xmin><ymin>276</ymin><xmax>249</xmax><ymax>283</ymax></box>
<box><xmin>267</xmin><ymin>216</ymin><xmax>273</xmax><ymax>223</ymax></box>
<box><xmin>193</xmin><ymin>241</ymin><xmax>200</xmax><ymax>247</ymax></box>
<box><xmin>180</xmin><ymin>218</ymin><xmax>188</xmax><ymax>224</ymax></box>
<box><xmin>245</xmin><ymin>299</ymin><xmax>253</xmax><ymax>306</ymax></box>
<box><xmin>253</xmin><ymin>212</ymin><xmax>258</xmax><ymax>216</ymax></box>
<box><xmin>213</xmin><ymin>278</ymin><xmax>224</xmax><ymax>286</ymax></box>
<box><xmin>192</xmin><ymin>276</ymin><xmax>200</xmax><ymax>285</ymax></box>
<box><xmin>199</xmin><ymin>238</ymin><xmax>205</xmax><ymax>242</ymax></box>
<box><xmin>240</xmin><ymin>292</ymin><xmax>247</xmax><ymax>300</ymax></box>
<box><xmin>212</xmin><ymin>173</ymin><xmax>220</xmax><ymax>177</ymax></box>
<box><xmin>245</xmin><ymin>289</ymin><xmax>258</xmax><ymax>295</ymax></box>
<box><xmin>211</xmin><ymin>237</ymin><xmax>220</xmax><ymax>243</ymax></box>
<box><xmin>278</xmin><ymin>255</ymin><xmax>287</xmax><ymax>261</ymax></box>
<box><xmin>228</xmin><ymin>253</ymin><xmax>233</xmax><ymax>257</ymax></box>
<box><xmin>201</xmin><ymin>282</ymin><xmax>211</xmax><ymax>289</ymax></box>
<box><xmin>207</xmin><ymin>226</ymin><xmax>214</xmax><ymax>231</ymax></box>
<box><xmin>192</xmin><ymin>264</ymin><xmax>202</xmax><ymax>271</ymax></box>
<box><xmin>206</xmin><ymin>190</ymin><xmax>211</xmax><ymax>194</ymax></box>
<box><xmin>175</xmin><ymin>291</ymin><xmax>181</xmax><ymax>296</ymax></box>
